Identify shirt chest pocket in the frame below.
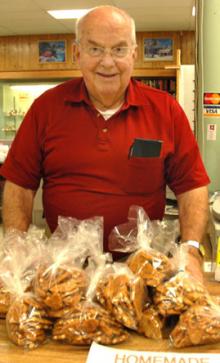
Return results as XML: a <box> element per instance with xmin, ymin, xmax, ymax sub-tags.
<box><xmin>122</xmin><ymin>157</ymin><xmax>165</xmax><ymax>195</ymax></box>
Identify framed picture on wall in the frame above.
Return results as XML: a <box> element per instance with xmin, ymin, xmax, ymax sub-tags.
<box><xmin>38</xmin><ymin>40</ymin><xmax>66</xmax><ymax>63</ymax></box>
<box><xmin>143</xmin><ymin>38</ymin><xmax>173</xmax><ymax>61</ymax></box>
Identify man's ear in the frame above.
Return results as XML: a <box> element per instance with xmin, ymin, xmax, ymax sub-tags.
<box><xmin>73</xmin><ymin>41</ymin><xmax>80</xmax><ymax>63</ymax></box>
<box><xmin>133</xmin><ymin>45</ymin><xmax>138</xmax><ymax>61</ymax></box>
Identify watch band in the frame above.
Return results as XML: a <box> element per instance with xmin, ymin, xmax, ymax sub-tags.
<box><xmin>182</xmin><ymin>240</ymin><xmax>205</xmax><ymax>258</ymax></box>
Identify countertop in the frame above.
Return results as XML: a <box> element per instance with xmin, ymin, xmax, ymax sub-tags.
<box><xmin>0</xmin><ymin>276</ymin><xmax>219</xmax><ymax>363</ymax></box>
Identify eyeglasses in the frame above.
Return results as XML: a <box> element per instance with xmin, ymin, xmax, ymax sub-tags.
<box><xmin>80</xmin><ymin>45</ymin><xmax>135</xmax><ymax>59</ymax></box>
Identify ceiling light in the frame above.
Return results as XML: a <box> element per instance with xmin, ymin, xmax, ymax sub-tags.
<box><xmin>47</xmin><ymin>9</ymin><xmax>89</xmax><ymax>19</ymax></box>
<box><xmin>192</xmin><ymin>6</ymin><xmax>196</xmax><ymax>17</ymax></box>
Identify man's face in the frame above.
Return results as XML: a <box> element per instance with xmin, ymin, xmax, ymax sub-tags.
<box><xmin>76</xmin><ymin>11</ymin><xmax>137</xmax><ymax>108</ymax></box>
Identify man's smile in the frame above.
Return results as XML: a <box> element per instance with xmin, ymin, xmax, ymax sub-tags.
<box><xmin>96</xmin><ymin>72</ymin><xmax>118</xmax><ymax>78</ymax></box>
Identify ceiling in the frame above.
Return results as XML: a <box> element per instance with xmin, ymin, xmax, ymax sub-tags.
<box><xmin>0</xmin><ymin>0</ymin><xmax>196</xmax><ymax>36</ymax></box>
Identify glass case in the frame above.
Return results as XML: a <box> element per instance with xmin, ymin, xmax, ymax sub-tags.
<box><xmin>0</xmin><ymin>80</ymin><xmax>62</xmax><ymax>142</ymax></box>
<box><xmin>0</xmin><ymin>79</ymin><xmax>65</xmax><ymax>221</ymax></box>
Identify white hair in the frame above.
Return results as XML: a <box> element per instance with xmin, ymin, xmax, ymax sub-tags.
<box><xmin>75</xmin><ymin>5</ymin><xmax>137</xmax><ymax>45</ymax></box>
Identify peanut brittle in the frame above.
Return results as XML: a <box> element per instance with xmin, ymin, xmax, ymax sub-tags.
<box><xmin>127</xmin><ymin>248</ymin><xmax>173</xmax><ymax>287</ymax></box>
<box><xmin>170</xmin><ymin>303</ymin><xmax>220</xmax><ymax>347</ymax></box>
<box><xmin>137</xmin><ymin>305</ymin><xmax>164</xmax><ymax>339</ymax></box>
<box><xmin>0</xmin><ymin>289</ymin><xmax>11</xmax><ymax>317</ymax></box>
<box><xmin>34</xmin><ymin>265</ymin><xmax>88</xmax><ymax>315</ymax></box>
<box><xmin>153</xmin><ymin>272</ymin><xmax>210</xmax><ymax>316</ymax></box>
<box><xmin>6</xmin><ymin>296</ymin><xmax>52</xmax><ymax>349</ymax></box>
<box><xmin>96</xmin><ymin>273</ymin><xmax>147</xmax><ymax>330</ymax></box>
<box><xmin>52</xmin><ymin>302</ymin><xmax>129</xmax><ymax>345</ymax></box>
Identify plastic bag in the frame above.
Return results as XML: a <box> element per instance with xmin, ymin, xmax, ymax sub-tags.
<box><xmin>0</xmin><ymin>228</ymin><xmax>50</xmax><ymax>349</ymax></box>
<box><xmin>52</xmin><ymin>215</ymin><xmax>104</xmax><ymax>259</ymax></box>
<box><xmin>52</xmin><ymin>300</ymin><xmax>129</xmax><ymax>345</ymax></box>
<box><xmin>108</xmin><ymin>205</ymin><xmax>153</xmax><ymax>253</ymax></box>
<box><xmin>153</xmin><ymin>270</ymin><xmax>211</xmax><ymax>316</ymax></box>
<box><xmin>127</xmin><ymin>247</ymin><xmax>175</xmax><ymax>287</ymax></box>
<box><xmin>0</xmin><ymin>247</ymin><xmax>10</xmax><ymax>317</ymax></box>
<box><xmin>0</xmin><ymin>282</ymin><xmax>11</xmax><ymax>317</ymax></box>
<box><xmin>52</xmin><ymin>254</ymin><xmax>129</xmax><ymax>345</ymax></box>
<box><xmin>108</xmin><ymin>206</ymin><xmax>176</xmax><ymax>287</ymax></box>
<box><xmin>150</xmin><ymin>219</ymin><xmax>179</xmax><ymax>257</ymax></box>
<box><xmin>6</xmin><ymin>294</ymin><xmax>52</xmax><ymax>349</ymax></box>
<box><xmin>137</xmin><ymin>305</ymin><xmax>165</xmax><ymax>340</ymax></box>
<box><xmin>109</xmin><ymin>205</ymin><xmax>179</xmax><ymax>256</ymax></box>
<box><xmin>34</xmin><ymin>216</ymin><xmax>104</xmax><ymax>317</ymax></box>
<box><xmin>170</xmin><ymin>301</ymin><xmax>220</xmax><ymax>347</ymax></box>
<box><xmin>95</xmin><ymin>262</ymin><xmax>148</xmax><ymax>330</ymax></box>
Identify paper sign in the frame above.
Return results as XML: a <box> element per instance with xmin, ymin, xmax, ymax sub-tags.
<box><xmin>86</xmin><ymin>342</ymin><xmax>220</xmax><ymax>363</ymax></box>
<box><xmin>207</xmin><ymin>124</ymin><xmax>217</xmax><ymax>140</ymax></box>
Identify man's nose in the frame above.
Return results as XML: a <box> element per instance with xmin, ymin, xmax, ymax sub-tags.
<box><xmin>99</xmin><ymin>49</ymin><xmax>116</xmax><ymax>65</ymax></box>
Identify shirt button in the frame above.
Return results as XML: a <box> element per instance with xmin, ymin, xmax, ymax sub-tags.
<box><xmin>102</xmin><ymin>128</ymin><xmax>108</xmax><ymax>133</ymax></box>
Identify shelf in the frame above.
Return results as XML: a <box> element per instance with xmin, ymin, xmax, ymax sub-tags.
<box><xmin>135</xmin><ymin>77</ymin><xmax>176</xmax><ymax>96</ymax></box>
<box><xmin>0</xmin><ymin>68</ymin><xmax>177</xmax><ymax>81</ymax></box>
<box><xmin>0</xmin><ymin>69</ymin><xmax>82</xmax><ymax>80</ymax></box>
<box><xmin>132</xmin><ymin>68</ymin><xmax>176</xmax><ymax>78</ymax></box>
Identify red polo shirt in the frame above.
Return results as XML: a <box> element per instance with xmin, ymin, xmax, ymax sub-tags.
<box><xmin>0</xmin><ymin>78</ymin><xmax>210</xmax><ymax>250</ymax></box>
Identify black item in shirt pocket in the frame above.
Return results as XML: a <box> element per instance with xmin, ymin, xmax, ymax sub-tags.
<box><xmin>129</xmin><ymin>138</ymin><xmax>162</xmax><ymax>158</ymax></box>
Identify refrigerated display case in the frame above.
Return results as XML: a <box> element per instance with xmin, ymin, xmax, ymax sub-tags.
<box><xmin>0</xmin><ymin>80</ymin><xmax>61</xmax><ymax>142</ymax></box>
<box><xmin>0</xmin><ymin>79</ymin><xmax>63</xmax><ymax>225</ymax></box>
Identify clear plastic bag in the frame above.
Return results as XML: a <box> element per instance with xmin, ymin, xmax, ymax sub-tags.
<box><xmin>127</xmin><ymin>247</ymin><xmax>175</xmax><ymax>287</ymax></box>
<box><xmin>52</xmin><ymin>300</ymin><xmax>129</xmax><ymax>345</ymax></box>
<box><xmin>153</xmin><ymin>270</ymin><xmax>211</xmax><ymax>316</ymax></box>
<box><xmin>6</xmin><ymin>293</ymin><xmax>52</xmax><ymax>349</ymax></box>
<box><xmin>0</xmin><ymin>283</ymin><xmax>11</xmax><ymax>317</ymax></box>
<box><xmin>108</xmin><ymin>206</ymin><xmax>176</xmax><ymax>287</ymax></box>
<box><xmin>0</xmin><ymin>246</ymin><xmax>11</xmax><ymax>316</ymax></box>
<box><xmin>52</xmin><ymin>215</ymin><xmax>104</xmax><ymax>259</ymax></box>
<box><xmin>52</xmin><ymin>253</ymin><xmax>129</xmax><ymax>346</ymax></box>
<box><xmin>95</xmin><ymin>262</ymin><xmax>148</xmax><ymax>330</ymax></box>
<box><xmin>34</xmin><ymin>216</ymin><xmax>104</xmax><ymax>317</ymax></box>
<box><xmin>170</xmin><ymin>301</ymin><xmax>220</xmax><ymax>347</ymax></box>
<box><xmin>150</xmin><ymin>219</ymin><xmax>179</xmax><ymax>257</ymax></box>
<box><xmin>137</xmin><ymin>305</ymin><xmax>165</xmax><ymax>340</ymax></box>
<box><xmin>108</xmin><ymin>205</ymin><xmax>153</xmax><ymax>253</ymax></box>
<box><xmin>109</xmin><ymin>205</ymin><xmax>179</xmax><ymax>257</ymax></box>
<box><xmin>0</xmin><ymin>228</ymin><xmax>50</xmax><ymax>349</ymax></box>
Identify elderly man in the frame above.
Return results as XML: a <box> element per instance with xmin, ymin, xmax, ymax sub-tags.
<box><xmin>0</xmin><ymin>6</ymin><xmax>209</xmax><ymax>281</ymax></box>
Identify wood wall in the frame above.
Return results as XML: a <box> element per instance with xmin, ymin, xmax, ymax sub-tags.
<box><xmin>0</xmin><ymin>31</ymin><xmax>195</xmax><ymax>79</ymax></box>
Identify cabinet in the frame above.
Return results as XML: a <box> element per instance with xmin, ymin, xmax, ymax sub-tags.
<box><xmin>0</xmin><ymin>80</ymin><xmax>60</xmax><ymax>140</ymax></box>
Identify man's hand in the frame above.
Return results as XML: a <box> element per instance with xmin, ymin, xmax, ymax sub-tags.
<box><xmin>185</xmin><ymin>250</ymin><xmax>204</xmax><ymax>284</ymax></box>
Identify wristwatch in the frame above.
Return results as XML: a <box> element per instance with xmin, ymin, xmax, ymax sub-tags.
<box><xmin>182</xmin><ymin>240</ymin><xmax>205</xmax><ymax>259</ymax></box>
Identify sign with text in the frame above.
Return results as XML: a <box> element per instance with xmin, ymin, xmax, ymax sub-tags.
<box><xmin>86</xmin><ymin>342</ymin><xmax>220</xmax><ymax>363</ymax></box>
<box><xmin>203</xmin><ymin>105</ymin><xmax>220</xmax><ymax>117</ymax></box>
<box><xmin>203</xmin><ymin>92</ymin><xmax>220</xmax><ymax>117</ymax></box>
<box><xmin>207</xmin><ymin>124</ymin><xmax>217</xmax><ymax>141</ymax></box>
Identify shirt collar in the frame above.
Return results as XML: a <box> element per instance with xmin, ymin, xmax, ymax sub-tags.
<box><xmin>64</xmin><ymin>78</ymin><xmax>150</xmax><ymax>108</ymax></box>
<box><xmin>125</xmin><ymin>79</ymin><xmax>151</xmax><ymax>107</ymax></box>
<box><xmin>64</xmin><ymin>78</ymin><xmax>92</xmax><ymax>105</ymax></box>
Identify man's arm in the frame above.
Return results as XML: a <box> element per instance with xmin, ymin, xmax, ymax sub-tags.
<box><xmin>176</xmin><ymin>185</ymin><xmax>209</xmax><ymax>282</ymax></box>
<box><xmin>2</xmin><ymin>180</ymin><xmax>36</xmax><ymax>232</ymax></box>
